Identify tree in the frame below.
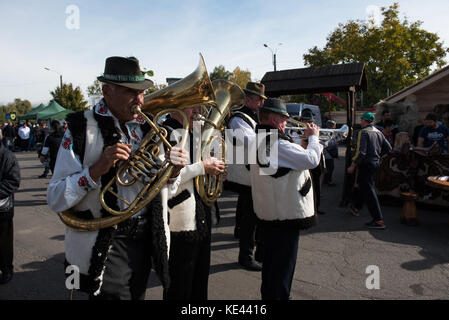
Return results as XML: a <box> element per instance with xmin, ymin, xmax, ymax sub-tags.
<box><xmin>230</xmin><ymin>67</ymin><xmax>251</xmax><ymax>89</ymax></box>
<box><xmin>303</xmin><ymin>3</ymin><xmax>448</xmax><ymax>108</ymax></box>
<box><xmin>209</xmin><ymin>65</ymin><xmax>232</xmax><ymax>81</ymax></box>
<box><xmin>0</xmin><ymin>98</ymin><xmax>32</xmax><ymax>122</ymax></box>
<box><xmin>87</xmin><ymin>80</ymin><xmax>102</xmax><ymax>97</ymax></box>
<box><xmin>50</xmin><ymin>83</ymin><xmax>88</xmax><ymax>111</ymax></box>
<box><xmin>144</xmin><ymin>83</ymin><xmax>167</xmax><ymax>95</ymax></box>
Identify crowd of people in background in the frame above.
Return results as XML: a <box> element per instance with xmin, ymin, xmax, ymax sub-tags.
<box><xmin>0</xmin><ymin>120</ymin><xmax>67</xmax><ymax>153</ymax></box>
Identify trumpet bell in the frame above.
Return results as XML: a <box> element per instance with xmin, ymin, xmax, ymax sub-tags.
<box><xmin>142</xmin><ymin>54</ymin><xmax>216</xmax><ymax>115</ymax></box>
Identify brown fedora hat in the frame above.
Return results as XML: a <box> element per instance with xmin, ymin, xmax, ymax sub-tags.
<box><xmin>97</xmin><ymin>56</ymin><xmax>154</xmax><ymax>90</ymax></box>
<box><xmin>243</xmin><ymin>82</ymin><xmax>267</xmax><ymax>99</ymax></box>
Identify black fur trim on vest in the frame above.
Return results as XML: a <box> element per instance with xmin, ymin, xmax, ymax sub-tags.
<box><xmin>168</xmin><ymin>189</ymin><xmax>191</xmax><ymax>209</ymax></box>
<box><xmin>255</xmin><ymin>124</ymin><xmax>292</xmax><ymax>177</ymax></box>
<box><xmin>148</xmin><ymin>192</ymin><xmax>170</xmax><ymax>288</ymax></box>
<box><xmin>66</xmin><ymin>111</ymin><xmax>87</xmax><ymax>165</ymax></box>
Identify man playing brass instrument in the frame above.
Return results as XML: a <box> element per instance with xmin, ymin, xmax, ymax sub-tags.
<box><xmin>162</xmin><ymin>107</ymin><xmax>225</xmax><ymax>300</ymax></box>
<box><xmin>224</xmin><ymin>82</ymin><xmax>266</xmax><ymax>271</ymax></box>
<box><xmin>47</xmin><ymin>56</ymin><xmax>189</xmax><ymax>300</ymax></box>
<box><xmin>250</xmin><ymin>98</ymin><xmax>322</xmax><ymax>300</ymax></box>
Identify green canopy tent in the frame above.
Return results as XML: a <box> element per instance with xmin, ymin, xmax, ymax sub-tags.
<box><xmin>33</xmin><ymin>100</ymin><xmax>67</xmax><ymax>120</ymax></box>
<box><xmin>19</xmin><ymin>103</ymin><xmax>48</xmax><ymax>120</ymax></box>
<box><xmin>48</xmin><ymin>109</ymin><xmax>74</xmax><ymax>121</ymax></box>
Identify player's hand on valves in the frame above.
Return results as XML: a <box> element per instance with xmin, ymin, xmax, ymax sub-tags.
<box><xmin>90</xmin><ymin>143</ymin><xmax>132</xmax><ymax>182</ymax></box>
<box><xmin>202</xmin><ymin>157</ymin><xmax>226</xmax><ymax>176</ymax></box>
<box><xmin>304</xmin><ymin>122</ymin><xmax>320</xmax><ymax>138</ymax></box>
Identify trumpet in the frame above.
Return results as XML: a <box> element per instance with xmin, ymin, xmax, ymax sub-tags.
<box><xmin>286</xmin><ymin>118</ymin><xmax>349</xmax><ymax>142</ymax></box>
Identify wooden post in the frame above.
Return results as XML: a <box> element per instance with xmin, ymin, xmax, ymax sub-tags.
<box><xmin>340</xmin><ymin>86</ymin><xmax>356</xmax><ymax>207</ymax></box>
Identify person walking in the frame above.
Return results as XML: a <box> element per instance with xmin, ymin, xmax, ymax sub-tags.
<box><xmin>347</xmin><ymin>112</ymin><xmax>392</xmax><ymax>229</ymax></box>
<box><xmin>39</xmin><ymin>120</ymin><xmax>64</xmax><ymax>177</ymax></box>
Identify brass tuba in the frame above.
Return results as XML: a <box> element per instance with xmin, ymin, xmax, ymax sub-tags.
<box><xmin>58</xmin><ymin>54</ymin><xmax>217</xmax><ymax>231</ymax></box>
<box><xmin>194</xmin><ymin>79</ymin><xmax>245</xmax><ymax>206</ymax></box>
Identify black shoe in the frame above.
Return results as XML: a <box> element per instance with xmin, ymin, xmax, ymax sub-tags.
<box><xmin>317</xmin><ymin>210</ymin><xmax>326</xmax><ymax>215</ymax></box>
<box><xmin>366</xmin><ymin>220</ymin><xmax>386</xmax><ymax>230</ymax></box>
<box><xmin>0</xmin><ymin>271</ymin><xmax>13</xmax><ymax>284</ymax></box>
<box><xmin>238</xmin><ymin>259</ymin><xmax>262</xmax><ymax>271</ymax></box>
<box><xmin>38</xmin><ymin>174</ymin><xmax>47</xmax><ymax>178</ymax></box>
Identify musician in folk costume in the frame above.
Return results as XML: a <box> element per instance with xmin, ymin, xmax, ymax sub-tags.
<box><xmin>250</xmin><ymin>98</ymin><xmax>322</xmax><ymax>300</ymax></box>
<box><xmin>47</xmin><ymin>56</ymin><xmax>189</xmax><ymax>300</ymax></box>
<box><xmin>224</xmin><ymin>82</ymin><xmax>266</xmax><ymax>271</ymax></box>
<box><xmin>162</xmin><ymin>107</ymin><xmax>225</xmax><ymax>300</ymax></box>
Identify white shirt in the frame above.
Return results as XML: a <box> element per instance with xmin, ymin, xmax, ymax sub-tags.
<box><xmin>18</xmin><ymin>126</ymin><xmax>30</xmax><ymax>140</ymax></box>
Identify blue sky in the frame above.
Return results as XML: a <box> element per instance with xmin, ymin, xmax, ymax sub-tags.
<box><xmin>1</xmin><ymin>0</ymin><xmax>448</xmax><ymax>106</ymax></box>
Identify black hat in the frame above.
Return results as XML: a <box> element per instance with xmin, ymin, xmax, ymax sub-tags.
<box><xmin>259</xmin><ymin>98</ymin><xmax>289</xmax><ymax>117</ymax></box>
<box><xmin>243</xmin><ymin>82</ymin><xmax>267</xmax><ymax>99</ymax></box>
<box><xmin>97</xmin><ymin>56</ymin><xmax>154</xmax><ymax>90</ymax></box>
<box><xmin>300</xmin><ymin>108</ymin><xmax>315</xmax><ymax>122</ymax></box>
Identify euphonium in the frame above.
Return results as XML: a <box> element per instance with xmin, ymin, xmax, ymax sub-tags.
<box><xmin>194</xmin><ymin>79</ymin><xmax>245</xmax><ymax>206</ymax></box>
<box><xmin>58</xmin><ymin>54</ymin><xmax>217</xmax><ymax>231</ymax></box>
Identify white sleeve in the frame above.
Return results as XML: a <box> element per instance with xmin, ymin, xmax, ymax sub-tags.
<box><xmin>46</xmin><ymin>129</ymin><xmax>99</xmax><ymax>213</ymax></box>
<box><xmin>277</xmin><ymin>135</ymin><xmax>323</xmax><ymax>171</ymax></box>
<box><xmin>178</xmin><ymin>161</ymin><xmax>205</xmax><ymax>184</ymax></box>
<box><xmin>228</xmin><ymin>117</ymin><xmax>256</xmax><ymax>147</ymax></box>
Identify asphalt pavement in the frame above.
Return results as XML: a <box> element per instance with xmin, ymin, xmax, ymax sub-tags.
<box><xmin>1</xmin><ymin>149</ymin><xmax>449</xmax><ymax>300</ymax></box>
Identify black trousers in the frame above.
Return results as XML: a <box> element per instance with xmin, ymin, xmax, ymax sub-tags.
<box><xmin>90</xmin><ymin>217</ymin><xmax>153</xmax><ymax>300</ymax></box>
<box><xmin>324</xmin><ymin>158</ymin><xmax>335</xmax><ymax>183</ymax></box>
<box><xmin>260</xmin><ymin>225</ymin><xmax>300</xmax><ymax>300</ymax></box>
<box><xmin>353</xmin><ymin>161</ymin><xmax>383</xmax><ymax>221</ymax></box>
<box><xmin>237</xmin><ymin>190</ymin><xmax>259</xmax><ymax>261</ymax></box>
<box><xmin>310</xmin><ymin>166</ymin><xmax>322</xmax><ymax>210</ymax></box>
<box><xmin>0</xmin><ymin>218</ymin><xmax>13</xmax><ymax>273</ymax></box>
<box><xmin>164</xmin><ymin>235</ymin><xmax>211</xmax><ymax>300</ymax></box>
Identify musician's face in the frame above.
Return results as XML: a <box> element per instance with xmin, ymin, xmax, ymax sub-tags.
<box><xmin>246</xmin><ymin>95</ymin><xmax>264</xmax><ymax>111</ymax></box>
<box><xmin>103</xmin><ymin>84</ymin><xmax>145</xmax><ymax>123</ymax></box>
<box><xmin>272</xmin><ymin>113</ymin><xmax>289</xmax><ymax>132</ymax></box>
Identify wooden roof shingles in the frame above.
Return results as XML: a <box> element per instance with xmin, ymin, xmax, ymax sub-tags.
<box><xmin>261</xmin><ymin>63</ymin><xmax>367</xmax><ymax>96</ymax></box>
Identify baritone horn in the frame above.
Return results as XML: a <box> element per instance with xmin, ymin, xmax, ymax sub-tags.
<box><xmin>194</xmin><ymin>79</ymin><xmax>245</xmax><ymax>206</ymax></box>
<box><xmin>58</xmin><ymin>54</ymin><xmax>217</xmax><ymax>231</ymax></box>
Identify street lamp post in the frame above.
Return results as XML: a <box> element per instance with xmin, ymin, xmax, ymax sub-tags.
<box><xmin>263</xmin><ymin>43</ymin><xmax>282</xmax><ymax>72</ymax></box>
<box><xmin>44</xmin><ymin>67</ymin><xmax>63</xmax><ymax>90</ymax></box>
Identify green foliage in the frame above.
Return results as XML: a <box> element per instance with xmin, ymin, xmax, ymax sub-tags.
<box><xmin>87</xmin><ymin>80</ymin><xmax>102</xmax><ymax>97</ymax></box>
<box><xmin>0</xmin><ymin>98</ymin><xmax>32</xmax><ymax>123</ymax></box>
<box><xmin>144</xmin><ymin>83</ymin><xmax>167</xmax><ymax>95</ymax></box>
<box><xmin>303</xmin><ymin>2</ymin><xmax>448</xmax><ymax>108</ymax></box>
<box><xmin>209</xmin><ymin>65</ymin><xmax>233</xmax><ymax>81</ymax></box>
<box><xmin>230</xmin><ymin>67</ymin><xmax>251</xmax><ymax>89</ymax></box>
<box><xmin>50</xmin><ymin>83</ymin><xmax>88</xmax><ymax>111</ymax></box>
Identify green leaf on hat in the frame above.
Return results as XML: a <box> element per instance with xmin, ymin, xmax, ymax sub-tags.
<box><xmin>143</xmin><ymin>70</ymin><xmax>154</xmax><ymax>77</ymax></box>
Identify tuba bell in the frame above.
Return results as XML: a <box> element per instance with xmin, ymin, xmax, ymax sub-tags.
<box><xmin>58</xmin><ymin>54</ymin><xmax>217</xmax><ymax>231</ymax></box>
<box><xmin>194</xmin><ymin>79</ymin><xmax>245</xmax><ymax>206</ymax></box>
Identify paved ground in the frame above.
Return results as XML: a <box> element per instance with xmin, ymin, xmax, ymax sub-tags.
<box><xmin>1</xmin><ymin>149</ymin><xmax>449</xmax><ymax>300</ymax></box>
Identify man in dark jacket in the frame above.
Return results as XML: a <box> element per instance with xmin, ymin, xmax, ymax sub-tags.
<box><xmin>0</xmin><ymin>130</ymin><xmax>21</xmax><ymax>284</ymax></box>
<box><xmin>39</xmin><ymin>120</ymin><xmax>64</xmax><ymax>175</ymax></box>
<box><xmin>3</xmin><ymin>121</ymin><xmax>16</xmax><ymax>151</ymax></box>
<box><xmin>347</xmin><ymin>112</ymin><xmax>392</xmax><ymax>229</ymax></box>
